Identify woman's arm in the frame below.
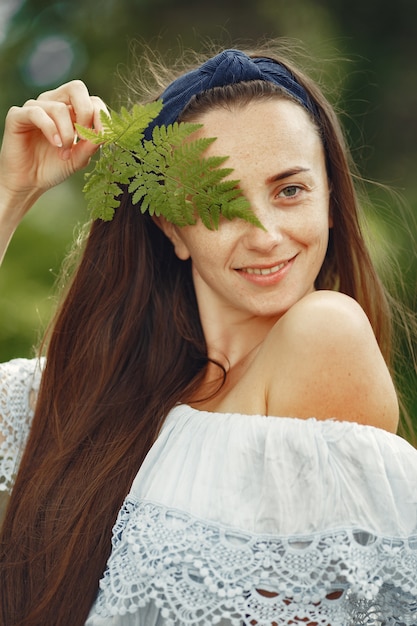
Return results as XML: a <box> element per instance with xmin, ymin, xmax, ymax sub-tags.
<box><xmin>0</xmin><ymin>82</ymin><xmax>106</xmax><ymax>499</ymax></box>
<box><xmin>263</xmin><ymin>290</ymin><xmax>399</xmax><ymax>432</ymax></box>
<box><xmin>0</xmin><ymin>80</ymin><xmax>107</xmax><ymax>264</ymax></box>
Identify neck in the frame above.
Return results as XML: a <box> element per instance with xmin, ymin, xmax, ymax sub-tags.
<box><xmin>189</xmin><ymin>307</ymin><xmax>276</xmax><ymax>409</ymax></box>
<box><xmin>193</xmin><ymin>269</ymin><xmax>280</xmax><ymax>368</ymax></box>
<box><xmin>202</xmin><ymin>309</ymin><xmax>277</xmax><ymax>368</ymax></box>
<box><xmin>189</xmin><ymin>267</ymin><xmax>280</xmax><ymax>404</ymax></box>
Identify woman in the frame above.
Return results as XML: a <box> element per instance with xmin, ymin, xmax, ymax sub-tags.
<box><xmin>0</xmin><ymin>46</ymin><xmax>416</xmax><ymax>625</ymax></box>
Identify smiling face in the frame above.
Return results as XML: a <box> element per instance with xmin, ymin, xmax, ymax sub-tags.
<box><xmin>162</xmin><ymin>97</ymin><xmax>332</xmax><ymax>325</ymax></box>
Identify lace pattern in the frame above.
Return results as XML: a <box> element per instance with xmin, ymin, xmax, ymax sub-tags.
<box><xmin>92</xmin><ymin>498</ymin><xmax>417</xmax><ymax>625</ymax></box>
<box><xmin>0</xmin><ymin>358</ymin><xmax>43</xmax><ymax>492</ymax></box>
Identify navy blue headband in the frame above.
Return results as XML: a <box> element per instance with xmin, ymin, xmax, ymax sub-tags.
<box><xmin>145</xmin><ymin>49</ymin><xmax>316</xmax><ymax>139</ymax></box>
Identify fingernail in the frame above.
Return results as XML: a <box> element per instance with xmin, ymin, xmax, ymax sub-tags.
<box><xmin>54</xmin><ymin>134</ymin><xmax>63</xmax><ymax>147</ymax></box>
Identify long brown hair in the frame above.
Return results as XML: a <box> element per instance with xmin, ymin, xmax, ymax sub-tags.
<box><xmin>0</xmin><ymin>198</ymin><xmax>213</xmax><ymax>623</ymax></box>
<box><xmin>0</xmin><ymin>43</ymin><xmax>403</xmax><ymax>625</ymax></box>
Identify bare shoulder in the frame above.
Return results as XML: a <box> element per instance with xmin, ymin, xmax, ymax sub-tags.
<box><xmin>261</xmin><ymin>290</ymin><xmax>399</xmax><ymax>431</ymax></box>
<box><xmin>277</xmin><ymin>290</ymin><xmax>374</xmax><ymax>341</ymax></box>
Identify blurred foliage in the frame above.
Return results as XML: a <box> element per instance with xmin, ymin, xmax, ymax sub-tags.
<box><xmin>0</xmin><ymin>0</ymin><xmax>416</xmax><ymax>421</ymax></box>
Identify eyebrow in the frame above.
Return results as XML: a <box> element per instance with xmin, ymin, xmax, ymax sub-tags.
<box><xmin>265</xmin><ymin>167</ymin><xmax>311</xmax><ymax>184</ymax></box>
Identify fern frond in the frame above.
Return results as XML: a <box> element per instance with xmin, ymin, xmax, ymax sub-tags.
<box><xmin>75</xmin><ymin>124</ymin><xmax>105</xmax><ymax>144</ymax></box>
<box><xmin>77</xmin><ymin>101</ymin><xmax>265</xmax><ymax>230</ymax></box>
<box><xmin>151</xmin><ymin>121</ymin><xmax>204</xmax><ymax>147</ymax></box>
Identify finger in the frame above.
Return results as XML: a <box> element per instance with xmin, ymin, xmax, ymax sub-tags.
<box><xmin>90</xmin><ymin>96</ymin><xmax>110</xmax><ymax>132</ymax></box>
<box><xmin>38</xmin><ymin>80</ymin><xmax>103</xmax><ymax>130</ymax></box>
<box><xmin>69</xmin><ymin>137</ymin><xmax>101</xmax><ymax>170</ymax></box>
<box><xmin>6</xmin><ymin>104</ymin><xmax>64</xmax><ymax>148</ymax></box>
<box><xmin>37</xmin><ymin>79</ymin><xmax>90</xmax><ymax>106</ymax></box>
<box><xmin>22</xmin><ymin>99</ymin><xmax>77</xmax><ymax>149</ymax></box>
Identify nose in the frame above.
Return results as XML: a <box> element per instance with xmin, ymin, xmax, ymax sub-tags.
<box><xmin>242</xmin><ymin>210</ymin><xmax>284</xmax><ymax>252</ymax></box>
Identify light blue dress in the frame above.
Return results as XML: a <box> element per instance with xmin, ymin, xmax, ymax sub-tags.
<box><xmin>1</xmin><ymin>358</ymin><xmax>417</xmax><ymax>625</ymax></box>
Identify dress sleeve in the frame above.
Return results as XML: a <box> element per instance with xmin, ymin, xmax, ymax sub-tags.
<box><xmin>0</xmin><ymin>357</ymin><xmax>44</xmax><ymax>493</ymax></box>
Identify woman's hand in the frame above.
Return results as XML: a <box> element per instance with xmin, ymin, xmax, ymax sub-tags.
<box><xmin>0</xmin><ymin>80</ymin><xmax>108</xmax><ymax>262</ymax></box>
<box><xmin>0</xmin><ymin>80</ymin><xmax>107</xmax><ymax>216</ymax></box>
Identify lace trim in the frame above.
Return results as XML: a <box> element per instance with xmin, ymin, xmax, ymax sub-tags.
<box><xmin>0</xmin><ymin>358</ymin><xmax>43</xmax><ymax>492</ymax></box>
<box><xmin>93</xmin><ymin>498</ymin><xmax>417</xmax><ymax>625</ymax></box>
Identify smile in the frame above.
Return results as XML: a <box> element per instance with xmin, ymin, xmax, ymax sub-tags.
<box><xmin>240</xmin><ymin>261</ymin><xmax>288</xmax><ymax>275</ymax></box>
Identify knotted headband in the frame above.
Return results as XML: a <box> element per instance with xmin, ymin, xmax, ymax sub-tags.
<box><xmin>145</xmin><ymin>49</ymin><xmax>317</xmax><ymax>138</ymax></box>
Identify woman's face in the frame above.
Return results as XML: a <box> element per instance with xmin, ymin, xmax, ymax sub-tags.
<box><xmin>164</xmin><ymin>98</ymin><xmax>332</xmax><ymax>323</ymax></box>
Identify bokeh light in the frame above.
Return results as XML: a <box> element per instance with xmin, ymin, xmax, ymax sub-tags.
<box><xmin>21</xmin><ymin>34</ymin><xmax>86</xmax><ymax>86</ymax></box>
<box><xmin>0</xmin><ymin>0</ymin><xmax>24</xmax><ymax>44</ymax></box>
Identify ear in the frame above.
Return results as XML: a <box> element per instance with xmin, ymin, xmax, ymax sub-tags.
<box><xmin>152</xmin><ymin>216</ymin><xmax>191</xmax><ymax>261</ymax></box>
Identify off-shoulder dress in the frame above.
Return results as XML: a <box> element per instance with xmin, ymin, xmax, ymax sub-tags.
<box><xmin>1</xmin><ymin>358</ymin><xmax>416</xmax><ymax>625</ymax></box>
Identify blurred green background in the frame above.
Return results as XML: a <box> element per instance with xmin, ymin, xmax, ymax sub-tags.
<box><xmin>0</xmin><ymin>0</ymin><xmax>416</xmax><ymax>423</ymax></box>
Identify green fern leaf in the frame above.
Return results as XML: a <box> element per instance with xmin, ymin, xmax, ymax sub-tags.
<box><xmin>76</xmin><ymin>101</ymin><xmax>265</xmax><ymax>230</ymax></box>
<box><xmin>75</xmin><ymin>125</ymin><xmax>105</xmax><ymax>144</ymax></box>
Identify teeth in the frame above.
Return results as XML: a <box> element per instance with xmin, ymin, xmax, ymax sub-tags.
<box><xmin>243</xmin><ymin>262</ymin><xmax>287</xmax><ymax>275</ymax></box>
